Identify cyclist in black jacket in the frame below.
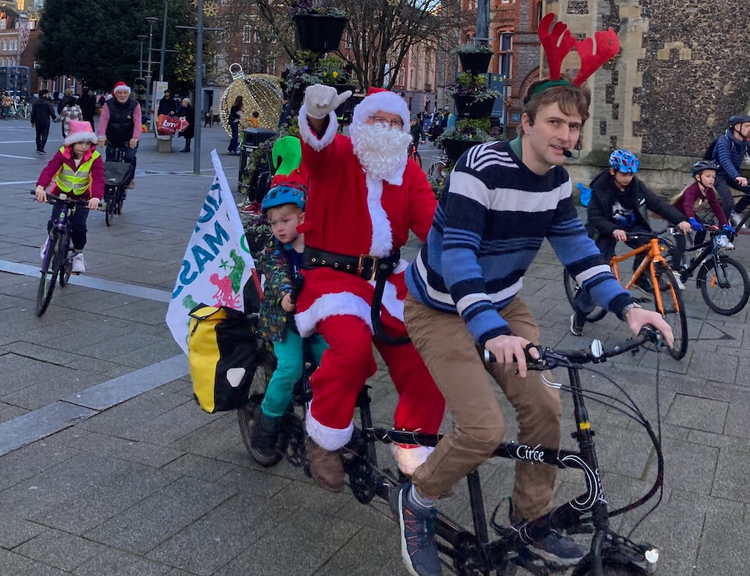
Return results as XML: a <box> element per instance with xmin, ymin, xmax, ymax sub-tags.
<box><xmin>572</xmin><ymin>149</ymin><xmax>691</xmax><ymax>335</ymax></box>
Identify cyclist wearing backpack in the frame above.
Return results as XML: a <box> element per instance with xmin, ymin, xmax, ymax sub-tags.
<box><xmin>711</xmin><ymin>114</ymin><xmax>750</xmax><ymax>224</ymax></box>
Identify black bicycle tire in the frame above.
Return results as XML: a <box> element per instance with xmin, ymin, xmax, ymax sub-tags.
<box><xmin>59</xmin><ymin>234</ymin><xmax>73</xmax><ymax>287</ymax></box>
<box><xmin>105</xmin><ymin>189</ymin><xmax>116</xmax><ymax>226</ymax></box>
<box><xmin>699</xmin><ymin>256</ymin><xmax>750</xmax><ymax>315</ymax></box>
<box><xmin>563</xmin><ymin>269</ymin><xmax>608</xmax><ymax>322</ymax></box>
<box><xmin>571</xmin><ymin>559</ymin><xmax>647</xmax><ymax>576</ymax></box>
<box><xmin>414</xmin><ymin>151</ymin><xmax>422</xmax><ymax>169</ymax></box>
<box><xmin>36</xmin><ymin>234</ymin><xmax>60</xmax><ymax>317</ymax></box>
<box><xmin>237</xmin><ymin>354</ymin><xmax>282</xmax><ymax>466</ymax></box>
<box><xmin>652</xmin><ymin>264</ymin><xmax>688</xmax><ymax>360</ymax></box>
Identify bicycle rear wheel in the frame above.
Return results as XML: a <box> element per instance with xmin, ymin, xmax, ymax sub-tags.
<box><xmin>414</xmin><ymin>151</ymin><xmax>422</xmax><ymax>169</ymax></box>
<box><xmin>36</xmin><ymin>233</ymin><xmax>61</xmax><ymax>317</ymax></box>
<box><xmin>698</xmin><ymin>256</ymin><xmax>750</xmax><ymax>315</ymax></box>
<box><xmin>651</xmin><ymin>264</ymin><xmax>688</xmax><ymax>359</ymax></box>
<box><xmin>104</xmin><ymin>187</ymin><xmax>116</xmax><ymax>226</ymax></box>
<box><xmin>563</xmin><ymin>270</ymin><xmax>608</xmax><ymax>322</ymax></box>
<box><xmin>58</xmin><ymin>231</ymin><xmax>74</xmax><ymax>287</ymax></box>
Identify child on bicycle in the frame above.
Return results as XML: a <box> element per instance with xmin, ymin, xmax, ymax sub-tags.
<box><xmin>572</xmin><ymin>149</ymin><xmax>692</xmax><ymax>335</ymax></box>
<box><xmin>34</xmin><ymin>121</ymin><xmax>103</xmax><ymax>274</ymax></box>
<box><xmin>249</xmin><ymin>179</ymin><xmax>327</xmax><ymax>466</ymax></box>
<box><xmin>670</xmin><ymin>160</ymin><xmax>736</xmax><ymax>269</ymax></box>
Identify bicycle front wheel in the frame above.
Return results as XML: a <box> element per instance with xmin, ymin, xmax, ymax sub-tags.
<box><xmin>699</xmin><ymin>256</ymin><xmax>750</xmax><ymax>315</ymax></box>
<box><xmin>105</xmin><ymin>187</ymin><xmax>116</xmax><ymax>226</ymax></box>
<box><xmin>563</xmin><ymin>270</ymin><xmax>608</xmax><ymax>322</ymax></box>
<box><xmin>36</xmin><ymin>234</ymin><xmax>61</xmax><ymax>316</ymax></box>
<box><xmin>652</xmin><ymin>264</ymin><xmax>688</xmax><ymax>359</ymax></box>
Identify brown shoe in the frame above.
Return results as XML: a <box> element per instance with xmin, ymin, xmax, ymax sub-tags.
<box><xmin>306</xmin><ymin>438</ymin><xmax>345</xmax><ymax>493</ymax></box>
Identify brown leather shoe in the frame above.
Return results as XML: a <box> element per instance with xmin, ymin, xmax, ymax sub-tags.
<box><xmin>306</xmin><ymin>438</ymin><xmax>345</xmax><ymax>493</ymax></box>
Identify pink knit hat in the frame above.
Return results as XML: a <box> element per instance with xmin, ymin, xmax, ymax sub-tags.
<box><xmin>64</xmin><ymin>121</ymin><xmax>98</xmax><ymax>146</ymax></box>
<box><xmin>112</xmin><ymin>81</ymin><xmax>131</xmax><ymax>96</ymax></box>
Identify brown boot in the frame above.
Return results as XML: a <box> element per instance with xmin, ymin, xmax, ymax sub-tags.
<box><xmin>306</xmin><ymin>438</ymin><xmax>345</xmax><ymax>493</ymax></box>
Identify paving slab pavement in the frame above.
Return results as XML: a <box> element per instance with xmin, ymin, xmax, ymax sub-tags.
<box><xmin>2</xmin><ymin>117</ymin><xmax>750</xmax><ymax>575</ymax></box>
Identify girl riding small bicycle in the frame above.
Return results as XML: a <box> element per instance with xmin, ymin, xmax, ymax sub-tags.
<box><xmin>35</xmin><ymin>121</ymin><xmax>104</xmax><ymax>274</ymax></box>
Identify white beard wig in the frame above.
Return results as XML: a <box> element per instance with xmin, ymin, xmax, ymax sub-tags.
<box><xmin>350</xmin><ymin>122</ymin><xmax>412</xmax><ymax>182</ymax></box>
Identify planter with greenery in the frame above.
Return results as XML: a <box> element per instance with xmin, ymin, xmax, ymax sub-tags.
<box><xmin>437</xmin><ymin>118</ymin><xmax>501</xmax><ymax>163</ymax></box>
<box><xmin>452</xmin><ymin>42</ymin><xmax>494</xmax><ymax>75</ymax></box>
<box><xmin>291</xmin><ymin>2</ymin><xmax>348</xmax><ymax>53</ymax></box>
<box><xmin>446</xmin><ymin>73</ymin><xmax>501</xmax><ymax>118</ymax></box>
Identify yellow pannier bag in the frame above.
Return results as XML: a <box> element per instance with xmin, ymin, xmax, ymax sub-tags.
<box><xmin>188</xmin><ymin>304</ymin><xmax>260</xmax><ymax>413</ymax></box>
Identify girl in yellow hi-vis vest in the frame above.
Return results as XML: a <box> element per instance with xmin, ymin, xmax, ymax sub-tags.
<box><xmin>35</xmin><ymin>121</ymin><xmax>104</xmax><ymax>274</ymax></box>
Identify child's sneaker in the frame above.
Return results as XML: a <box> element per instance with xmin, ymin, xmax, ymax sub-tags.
<box><xmin>716</xmin><ymin>234</ymin><xmax>734</xmax><ymax>249</ymax></box>
<box><xmin>71</xmin><ymin>253</ymin><xmax>85</xmax><ymax>273</ymax></box>
<box><xmin>249</xmin><ymin>411</ymin><xmax>281</xmax><ymax>467</ymax></box>
<box><xmin>729</xmin><ymin>211</ymin><xmax>743</xmax><ymax>228</ymax></box>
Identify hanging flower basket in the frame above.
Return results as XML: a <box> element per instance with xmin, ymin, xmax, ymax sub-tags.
<box><xmin>293</xmin><ymin>14</ymin><xmax>348</xmax><ymax>53</ymax></box>
<box><xmin>454</xmin><ymin>95</ymin><xmax>496</xmax><ymax>118</ymax></box>
<box><xmin>459</xmin><ymin>52</ymin><xmax>493</xmax><ymax>75</ymax></box>
<box><xmin>441</xmin><ymin>138</ymin><xmax>479</xmax><ymax>163</ymax></box>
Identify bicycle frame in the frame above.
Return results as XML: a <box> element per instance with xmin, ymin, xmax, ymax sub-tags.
<box><xmin>609</xmin><ymin>238</ymin><xmax>678</xmax><ymax>316</ymax></box>
<box><xmin>42</xmin><ymin>201</ymin><xmax>75</xmax><ymax>270</ymax></box>
<box><xmin>370</xmin><ymin>359</ymin><xmax>662</xmax><ymax>576</ymax></box>
<box><xmin>679</xmin><ymin>233</ymin><xmax>725</xmax><ymax>287</ymax></box>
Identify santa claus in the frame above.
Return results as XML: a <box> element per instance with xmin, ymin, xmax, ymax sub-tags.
<box><xmin>295</xmin><ymin>84</ymin><xmax>446</xmax><ymax>492</ymax></box>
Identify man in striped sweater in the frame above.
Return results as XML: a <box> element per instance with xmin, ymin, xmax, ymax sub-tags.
<box><xmin>391</xmin><ymin>79</ymin><xmax>675</xmax><ymax>576</ymax></box>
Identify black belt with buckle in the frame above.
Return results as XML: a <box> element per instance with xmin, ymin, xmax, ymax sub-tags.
<box><xmin>303</xmin><ymin>247</ymin><xmax>401</xmax><ymax>282</ymax></box>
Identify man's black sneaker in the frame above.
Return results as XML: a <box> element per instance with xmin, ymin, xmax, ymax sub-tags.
<box><xmin>529</xmin><ymin>529</ymin><xmax>585</xmax><ymax>566</ymax></box>
<box><xmin>390</xmin><ymin>482</ymin><xmax>442</xmax><ymax>576</ymax></box>
<box><xmin>569</xmin><ymin>313</ymin><xmax>585</xmax><ymax>337</ymax></box>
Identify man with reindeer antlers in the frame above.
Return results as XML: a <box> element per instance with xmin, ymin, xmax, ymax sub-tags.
<box><xmin>391</xmin><ymin>15</ymin><xmax>676</xmax><ymax>576</ymax></box>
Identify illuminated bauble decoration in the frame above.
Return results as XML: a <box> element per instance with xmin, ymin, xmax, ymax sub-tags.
<box><xmin>191</xmin><ymin>0</ymin><xmax>219</xmax><ymax>15</ymax></box>
<box><xmin>219</xmin><ymin>64</ymin><xmax>283</xmax><ymax>137</ymax></box>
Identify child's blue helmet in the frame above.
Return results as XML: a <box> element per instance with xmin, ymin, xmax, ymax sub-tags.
<box><xmin>261</xmin><ymin>184</ymin><xmax>306</xmax><ymax>213</ymax></box>
<box><xmin>609</xmin><ymin>149</ymin><xmax>639</xmax><ymax>173</ymax></box>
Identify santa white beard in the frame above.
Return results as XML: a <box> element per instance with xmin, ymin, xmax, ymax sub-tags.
<box><xmin>350</xmin><ymin>122</ymin><xmax>412</xmax><ymax>181</ymax></box>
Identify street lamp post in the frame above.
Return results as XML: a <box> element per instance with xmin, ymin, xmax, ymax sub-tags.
<box><xmin>145</xmin><ymin>16</ymin><xmax>158</xmax><ymax>120</ymax></box>
<box><xmin>159</xmin><ymin>0</ymin><xmax>169</xmax><ymax>82</ymax></box>
<box><xmin>137</xmin><ymin>34</ymin><xmax>148</xmax><ymax>78</ymax></box>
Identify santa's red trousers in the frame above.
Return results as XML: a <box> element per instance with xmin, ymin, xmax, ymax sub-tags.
<box><xmin>308</xmin><ymin>314</ymin><xmax>445</xmax><ymax>447</ymax></box>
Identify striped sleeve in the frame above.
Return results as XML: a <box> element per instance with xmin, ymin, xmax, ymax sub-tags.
<box><xmin>547</xmin><ymin>195</ymin><xmax>632</xmax><ymax>316</ymax></box>
<box><xmin>441</xmin><ymin>169</ymin><xmax>510</xmax><ymax>344</ymax></box>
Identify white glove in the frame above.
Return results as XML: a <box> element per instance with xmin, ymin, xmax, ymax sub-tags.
<box><xmin>304</xmin><ymin>84</ymin><xmax>352</xmax><ymax>120</ymax></box>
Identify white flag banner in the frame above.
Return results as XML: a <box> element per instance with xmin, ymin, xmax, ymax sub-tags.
<box><xmin>166</xmin><ymin>150</ymin><xmax>256</xmax><ymax>354</ymax></box>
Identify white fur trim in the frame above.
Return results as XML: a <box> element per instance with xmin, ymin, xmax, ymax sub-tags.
<box><xmin>64</xmin><ymin>132</ymin><xmax>97</xmax><ymax>146</ymax></box>
<box><xmin>298</xmin><ymin>106</ymin><xmax>338</xmax><ymax>151</ymax></box>
<box><xmin>306</xmin><ymin>410</ymin><xmax>353</xmax><ymax>451</ymax></box>
<box><xmin>295</xmin><ymin>285</ymin><xmax>404</xmax><ymax>336</ymax></box>
<box><xmin>296</xmin><ymin>292</ymin><xmax>373</xmax><ymax>337</ymax></box>
<box><xmin>393</xmin><ymin>259</ymin><xmax>409</xmax><ymax>274</ymax></box>
<box><xmin>352</xmin><ymin>91</ymin><xmax>410</xmax><ymax>135</ymax></box>
<box><xmin>391</xmin><ymin>445</ymin><xmax>434</xmax><ymax>476</ymax></box>
<box><xmin>112</xmin><ymin>84</ymin><xmax>131</xmax><ymax>96</ymax></box>
<box><xmin>366</xmin><ymin>176</ymin><xmax>394</xmax><ymax>257</ymax></box>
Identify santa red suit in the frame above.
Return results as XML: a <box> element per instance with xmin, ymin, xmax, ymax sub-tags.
<box><xmin>295</xmin><ymin>88</ymin><xmax>445</xmax><ymax>473</ymax></box>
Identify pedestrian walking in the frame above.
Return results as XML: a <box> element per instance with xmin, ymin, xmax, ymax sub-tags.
<box><xmin>55</xmin><ymin>96</ymin><xmax>83</xmax><ymax>138</ymax></box>
<box><xmin>30</xmin><ymin>89</ymin><xmax>56</xmax><ymax>155</ymax></box>
<box><xmin>227</xmin><ymin>95</ymin><xmax>243</xmax><ymax>155</ymax></box>
<box><xmin>178</xmin><ymin>98</ymin><xmax>195</xmax><ymax>153</ymax></box>
<box><xmin>78</xmin><ymin>88</ymin><xmax>97</xmax><ymax>127</ymax></box>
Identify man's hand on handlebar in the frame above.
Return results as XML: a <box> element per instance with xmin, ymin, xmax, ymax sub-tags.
<box><xmin>613</xmin><ymin>229</ymin><xmax>627</xmax><ymax>242</ymax></box>
<box><xmin>676</xmin><ymin>221</ymin><xmax>692</xmax><ymax>235</ymax></box>
<box><xmin>624</xmin><ymin>307</ymin><xmax>674</xmax><ymax>348</ymax></box>
<box><xmin>97</xmin><ymin>137</ymin><xmax>105</xmax><ymax>147</ymax></box>
<box><xmin>35</xmin><ymin>185</ymin><xmax>46</xmax><ymax>203</ymax></box>
<box><xmin>484</xmin><ymin>334</ymin><xmax>540</xmax><ymax>378</ymax></box>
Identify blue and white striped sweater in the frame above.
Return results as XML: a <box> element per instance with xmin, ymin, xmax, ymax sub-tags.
<box><xmin>406</xmin><ymin>140</ymin><xmax>632</xmax><ymax>346</ymax></box>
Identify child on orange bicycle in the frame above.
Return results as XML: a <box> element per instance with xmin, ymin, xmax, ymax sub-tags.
<box><xmin>572</xmin><ymin>149</ymin><xmax>692</xmax><ymax>335</ymax></box>
<box><xmin>34</xmin><ymin>120</ymin><xmax>104</xmax><ymax>274</ymax></box>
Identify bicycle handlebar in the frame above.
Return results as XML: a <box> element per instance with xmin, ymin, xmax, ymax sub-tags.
<box><xmin>30</xmin><ymin>190</ymin><xmax>90</xmax><ymax>206</ymax></box>
<box><xmin>483</xmin><ymin>326</ymin><xmax>664</xmax><ymax>369</ymax></box>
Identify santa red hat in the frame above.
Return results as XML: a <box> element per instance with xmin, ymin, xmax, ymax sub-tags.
<box><xmin>112</xmin><ymin>81</ymin><xmax>131</xmax><ymax>96</ymax></box>
<box><xmin>64</xmin><ymin>120</ymin><xmax>97</xmax><ymax>146</ymax></box>
<box><xmin>352</xmin><ymin>87</ymin><xmax>410</xmax><ymax>132</ymax></box>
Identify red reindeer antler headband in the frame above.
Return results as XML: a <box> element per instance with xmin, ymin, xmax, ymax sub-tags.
<box><xmin>525</xmin><ymin>13</ymin><xmax>620</xmax><ymax>103</ymax></box>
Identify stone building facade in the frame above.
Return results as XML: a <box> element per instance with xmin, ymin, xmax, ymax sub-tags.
<box><xmin>545</xmin><ymin>0</ymin><xmax>750</xmax><ymax>157</ymax></box>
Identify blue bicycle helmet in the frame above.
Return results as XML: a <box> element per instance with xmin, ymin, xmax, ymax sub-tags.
<box><xmin>261</xmin><ymin>184</ymin><xmax>306</xmax><ymax>213</ymax></box>
<box><xmin>691</xmin><ymin>160</ymin><xmax>719</xmax><ymax>178</ymax></box>
<box><xmin>609</xmin><ymin>149</ymin><xmax>640</xmax><ymax>173</ymax></box>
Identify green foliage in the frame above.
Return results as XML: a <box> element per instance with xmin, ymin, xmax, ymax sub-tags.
<box><xmin>446</xmin><ymin>73</ymin><xmax>501</xmax><ymax>102</ymax></box>
<box><xmin>36</xmin><ymin>0</ymin><xmax>194</xmax><ymax>91</ymax></box>
<box><xmin>450</xmin><ymin>42</ymin><xmax>492</xmax><ymax>55</ymax></box>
